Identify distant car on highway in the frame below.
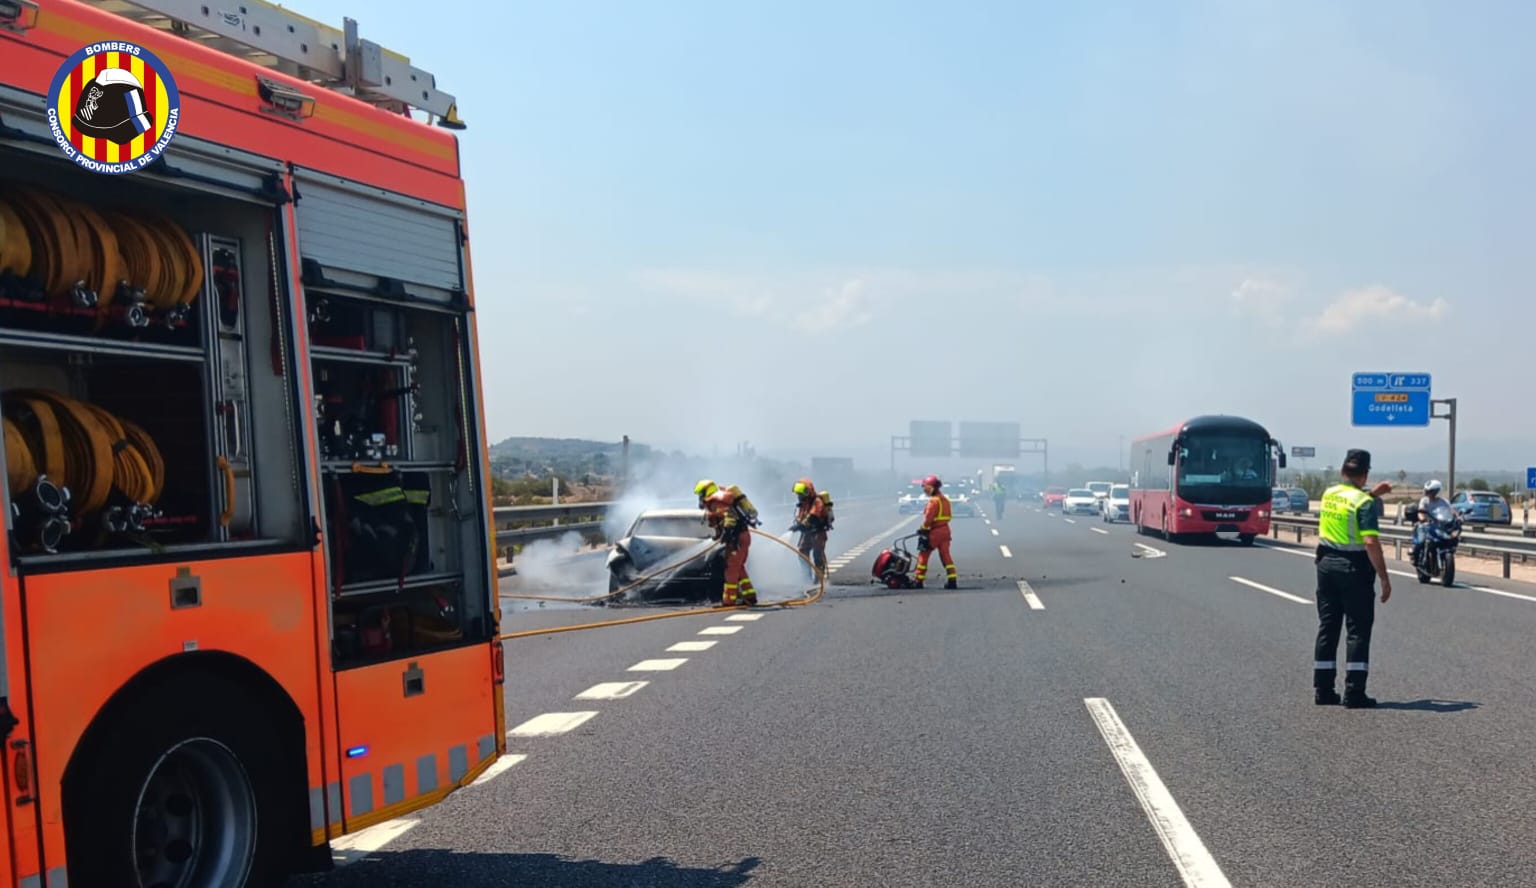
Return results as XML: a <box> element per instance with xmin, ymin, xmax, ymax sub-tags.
<box><xmin>1062</xmin><ymin>488</ymin><xmax>1098</xmax><ymax>516</ymax></box>
<box><xmin>1043</xmin><ymin>487</ymin><xmax>1067</xmax><ymax>509</ymax></box>
<box><xmin>1102</xmin><ymin>484</ymin><xmax>1130</xmax><ymax>523</ymax></box>
<box><xmin>1451</xmin><ymin>490</ymin><xmax>1512</xmax><ymax>525</ymax></box>
<box><xmin>1086</xmin><ymin>481</ymin><xmax>1113</xmax><ymax>504</ymax></box>
<box><xmin>949</xmin><ymin>487</ymin><xmax>979</xmax><ymax>518</ymax></box>
<box><xmin>606</xmin><ymin>509</ymin><xmax>724</xmax><ymax>601</ymax></box>
<box><xmin>1281</xmin><ymin>487</ymin><xmax>1309</xmax><ymax>513</ymax></box>
<box><xmin>1272</xmin><ymin>488</ymin><xmax>1290</xmax><ymax>515</ymax></box>
<box><xmin>897</xmin><ymin>490</ymin><xmax>925</xmax><ymax>514</ymax></box>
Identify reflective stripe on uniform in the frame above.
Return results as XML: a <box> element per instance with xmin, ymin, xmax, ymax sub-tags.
<box><xmin>1318</xmin><ymin>484</ymin><xmax>1372</xmax><ymax>550</ymax></box>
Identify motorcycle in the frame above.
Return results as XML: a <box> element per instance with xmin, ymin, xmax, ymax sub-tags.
<box><xmin>1411</xmin><ymin>510</ymin><xmax>1462</xmax><ymax>587</ymax></box>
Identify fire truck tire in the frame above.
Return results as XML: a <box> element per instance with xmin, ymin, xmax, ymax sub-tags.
<box><xmin>62</xmin><ymin>670</ymin><xmax>304</xmax><ymax>888</ymax></box>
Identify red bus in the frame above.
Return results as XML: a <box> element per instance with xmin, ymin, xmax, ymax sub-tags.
<box><xmin>1129</xmin><ymin>415</ymin><xmax>1287</xmax><ymax>545</ymax></box>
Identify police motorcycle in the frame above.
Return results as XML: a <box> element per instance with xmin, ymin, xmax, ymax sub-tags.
<box><xmin>1410</xmin><ymin>501</ymin><xmax>1462</xmax><ymax>587</ymax></box>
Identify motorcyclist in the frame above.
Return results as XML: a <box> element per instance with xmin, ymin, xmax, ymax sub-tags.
<box><xmin>1411</xmin><ymin>479</ymin><xmax>1455</xmax><ymax>564</ymax></box>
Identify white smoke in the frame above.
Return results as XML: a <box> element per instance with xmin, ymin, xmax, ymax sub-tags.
<box><xmin>508</xmin><ymin>530</ymin><xmax>609</xmax><ymax>599</ymax></box>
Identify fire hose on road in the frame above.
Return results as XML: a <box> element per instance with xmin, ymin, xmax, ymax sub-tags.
<box><xmin>498</xmin><ymin>528</ymin><xmax>827</xmax><ymax>640</ymax></box>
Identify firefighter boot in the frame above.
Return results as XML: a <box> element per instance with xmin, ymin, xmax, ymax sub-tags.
<box><xmin>1314</xmin><ymin>688</ymin><xmax>1341</xmax><ymax>706</ymax></box>
<box><xmin>1343</xmin><ymin>690</ymin><xmax>1377</xmax><ymax>709</ymax></box>
<box><xmin>944</xmin><ymin>579</ymin><xmax>958</xmax><ymax>590</ymax></box>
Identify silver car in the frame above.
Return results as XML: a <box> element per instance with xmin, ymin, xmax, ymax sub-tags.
<box><xmin>1101</xmin><ymin>485</ymin><xmax>1130</xmax><ymax>523</ymax></box>
<box><xmin>1062</xmin><ymin>488</ymin><xmax>1099</xmax><ymax>516</ymax></box>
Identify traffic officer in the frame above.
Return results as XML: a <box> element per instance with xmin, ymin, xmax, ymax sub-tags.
<box><xmin>992</xmin><ymin>482</ymin><xmax>1007</xmax><ymax>519</ymax></box>
<box><xmin>1312</xmin><ymin>449</ymin><xmax>1393</xmax><ymax>708</ymax></box>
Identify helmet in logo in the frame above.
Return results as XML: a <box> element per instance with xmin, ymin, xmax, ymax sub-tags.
<box><xmin>72</xmin><ymin>68</ymin><xmax>153</xmax><ymax>146</ymax></box>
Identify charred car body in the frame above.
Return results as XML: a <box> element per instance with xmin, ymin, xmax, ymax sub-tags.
<box><xmin>606</xmin><ymin>508</ymin><xmax>725</xmax><ymax>603</ymax></box>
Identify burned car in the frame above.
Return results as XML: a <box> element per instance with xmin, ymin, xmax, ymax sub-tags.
<box><xmin>606</xmin><ymin>508</ymin><xmax>725</xmax><ymax>603</ymax></box>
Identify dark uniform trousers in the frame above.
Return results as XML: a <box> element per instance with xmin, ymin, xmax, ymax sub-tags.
<box><xmin>1313</xmin><ymin>548</ymin><xmax>1376</xmax><ymax>693</ymax></box>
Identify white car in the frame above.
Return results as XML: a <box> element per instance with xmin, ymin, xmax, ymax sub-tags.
<box><xmin>1062</xmin><ymin>488</ymin><xmax>1099</xmax><ymax>516</ymax></box>
<box><xmin>1101</xmin><ymin>484</ymin><xmax>1130</xmax><ymax>523</ymax></box>
<box><xmin>1086</xmin><ymin>481</ymin><xmax>1113</xmax><ymax>504</ymax></box>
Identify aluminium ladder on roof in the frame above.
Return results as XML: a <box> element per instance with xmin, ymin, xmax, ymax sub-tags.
<box><xmin>75</xmin><ymin>0</ymin><xmax>465</xmax><ymax>127</ymax></box>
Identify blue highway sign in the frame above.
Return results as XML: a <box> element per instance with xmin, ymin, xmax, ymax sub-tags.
<box><xmin>1351</xmin><ymin>372</ymin><xmax>1431</xmax><ymax>427</ymax></box>
<box><xmin>1527</xmin><ymin>467</ymin><xmax>1536</xmax><ymax>490</ymax></box>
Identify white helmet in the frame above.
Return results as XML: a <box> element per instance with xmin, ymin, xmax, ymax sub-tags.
<box><xmin>1424</xmin><ymin>479</ymin><xmax>1442</xmax><ymax>494</ymax></box>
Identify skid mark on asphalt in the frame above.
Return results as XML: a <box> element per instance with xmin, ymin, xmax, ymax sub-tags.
<box><xmin>1084</xmin><ymin>698</ymin><xmax>1232</xmax><ymax>888</ymax></box>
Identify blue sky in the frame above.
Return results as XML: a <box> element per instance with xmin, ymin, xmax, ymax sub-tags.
<box><xmin>298</xmin><ymin>0</ymin><xmax>1536</xmax><ymax>470</ymax></box>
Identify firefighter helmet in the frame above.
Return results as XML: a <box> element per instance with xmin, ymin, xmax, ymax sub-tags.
<box><xmin>694</xmin><ymin>479</ymin><xmax>719</xmax><ymax>500</ymax></box>
<box><xmin>923</xmin><ymin>474</ymin><xmax>942</xmax><ymax>490</ymax></box>
<box><xmin>793</xmin><ymin>478</ymin><xmax>814</xmax><ymax>498</ymax></box>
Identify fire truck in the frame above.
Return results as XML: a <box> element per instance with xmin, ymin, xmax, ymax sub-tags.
<box><xmin>0</xmin><ymin>0</ymin><xmax>503</xmax><ymax>884</ymax></box>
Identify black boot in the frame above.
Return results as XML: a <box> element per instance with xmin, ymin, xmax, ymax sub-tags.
<box><xmin>1343</xmin><ymin>690</ymin><xmax>1377</xmax><ymax>708</ymax></box>
<box><xmin>944</xmin><ymin>579</ymin><xmax>958</xmax><ymax>590</ymax></box>
<box><xmin>1314</xmin><ymin>688</ymin><xmax>1341</xmax><ymax>705</ymax></box>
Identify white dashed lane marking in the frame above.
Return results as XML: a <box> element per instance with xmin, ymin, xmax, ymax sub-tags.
<box><xmin>667</xmin><ymin>641</ymin><xmax>717</xmax><ymax>652</ymax></box>
<box><xmin>1085</xmin><ymin>698</ymin><xmax>1232</xmax><ymax>887</ymax></box>
<box><xmin>509</xmin><ymin>711</ymin><xmax>599</xmax><ymax>737</ymax></box>
<box><xmin>1230</xmin><ymin>576</ymin><xmax>1310</xmax><ymax>604</ymax></box>
<box><xmin>575</xmin><ymin>681</ymin><xmax>649</xmax><ymax>700</ymax></box>
<box><xmin>629</xmin><ymin>658</ymin><xmax>689</xmax><ymax>671</ymax></box>
<box><xmin>1017</xmin><ymin>580</ymin><xmax>1044</xmax><ymax>610</ymax></box>
<box><xmin>331</xmin><ymin>818</ymin><xmax>420</xmax><ymax>865</ymax></box>
<box><xmin>991</xmin><ymin>528</ymin><xmax>999</xmax><ymax>536</ymax></box>
<box><xmin>699</xmin><ymin>625</ymin><xmax>742</xmax><ymax>636</ymax></box>
<box><xmin>726</xmin><ymin>613</ymin><xmax>763</xmax><ymax>621</ymax></box>
<box><xmin>1091</xmin><ymin>527</ymin><xmax>1109</xmax><ymax>535</ymax></box>
<box><xmin>468</xmin><ymin>753</ymin><xmax>527</xmax><ymax>786</ymax></box>
<box><xmin>1000</xmin><ymin>545</ymin><xmax>1013</xmax><ymax>558</ymax></box>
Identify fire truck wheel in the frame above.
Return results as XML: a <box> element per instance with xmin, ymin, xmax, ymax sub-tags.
<box><xmin>63</xmin><ymin>671</ymin><xmax>302</xmax><ymax>888</ymax></box>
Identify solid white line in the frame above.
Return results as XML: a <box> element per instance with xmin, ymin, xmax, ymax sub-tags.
<box><xmin>698</xmin><ymin>625</ymin><xmax>742</xmax><ymax>635</ymax></box>
<box><xmin>575</xmin><ymin>681</ymin><xmax>649</xmax><ymax>699</ymax></box>
<box><xmin>1091</xmin><ymin>527</ymin><xmax>1109</xmax><ymax>535</ymax></box>
<box><xmin>509</xmin><ymin>711</ymin><xmax>599</xmax><ymax>736</ymax></box>
<box><xmin>667</xmin><ymin>641</ymin><xmax>717</xmax><ymax>652</ymax></box>
<box><xmin>1000</xmin><ymin>545</ymin><xmax>1013</xmax><ymax>558</ymax></box>
<box><xmin>1472</xmin><ymin>585</ymin><xmax>1536</xmax><ymax>603</ymax></box>
<box><xmin>1084</xmin><ymin>698</ymin><xmax>1232</xmax><ymax>888</ymax></box>
<box><xmin>629</xmin><ymin>658</ymin><xmax>688</xmax><ymax>671</ymax></box>
<box><xmin>1229</xmin><ymin>576</ymin><xmax>1310</xmax><ymax>604</ymax></box>
<box><xmin>1017</xmin><ymin>580</ymin><xmax>1044</xmax><ymax>610</ymax></box>
<box><xmin>468</xmin><ymin>753</ymin><xmax>528</xmax><ymax>787</ymax></box>
<box><xmin>332</xmin><ymin>817</ymin><xmax>419</xmax><ymax>864</ymax></box>
<box><xmin>726</xmin><ymin>613</ymin><xmax>764</xmax><ymax>621</ymax></box>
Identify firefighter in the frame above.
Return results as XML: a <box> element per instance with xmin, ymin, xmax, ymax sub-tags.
<box><xmin>695</xmin><ymin>478</ymin><xmax>759</xmax><ymax>607</ymax></box>
<box><xmin>791</xmin><ymin>478</ymin><xmax>831</xmax><ymax>577</ymax></box>
<box><xmin>1312</xmin><ymin>450</ymin><xmax>1393</xmax><ymax>709</ymax></box>
<box><xmin>915</xmin><ymin>474</ymin><xmax>958</xmax><ymax>589</ymax></box>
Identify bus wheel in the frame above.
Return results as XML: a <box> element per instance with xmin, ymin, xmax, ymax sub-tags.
<box><xmin>1238</xmin><ymin>533</ymin><xmax>1256</xmax><ymax>546</ymax></box>
<box><xmin>64</xmin><ymin>672</ymin><xmax>301</xmax><ymax>888</ymax></box>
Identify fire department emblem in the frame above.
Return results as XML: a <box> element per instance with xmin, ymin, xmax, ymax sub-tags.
<box><xmin>46</xmin><ymin>40</ymin><xmax>182</xmax><ymax>175</ymax></box>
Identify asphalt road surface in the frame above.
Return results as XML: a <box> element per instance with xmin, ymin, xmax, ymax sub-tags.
<box><xmin>289</xmin><ymin>498</ymin><xmax>1536</xmax><ymax>887</ymax></box>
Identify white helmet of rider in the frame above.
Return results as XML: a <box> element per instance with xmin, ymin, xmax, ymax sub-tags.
<box><xmin>1424</xmin><ymin>479</ymin><xmax>1443</xmax><ymax>494</ymax></box>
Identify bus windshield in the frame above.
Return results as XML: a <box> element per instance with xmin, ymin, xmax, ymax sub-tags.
<box><xmin>1176</xmin><ymin>433</ymin><xmax>1272</xmax><ymax>503</ymax></box>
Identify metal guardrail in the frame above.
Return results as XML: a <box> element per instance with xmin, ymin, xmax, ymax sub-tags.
<box><xmin>1268</xmin><ymin>515</ymin><xmax>1536</xmax><ymax>579</ymax></box>
<box><xmin>491</xmin><ymin>494</ymin><xmax>893</xmax><ymax>555</ymax></box>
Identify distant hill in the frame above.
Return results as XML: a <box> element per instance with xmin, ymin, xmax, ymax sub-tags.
<box><xmin>487</xmin><ymin>437</ymin><xmax>652</xmax><ymax>482</ymax></box>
